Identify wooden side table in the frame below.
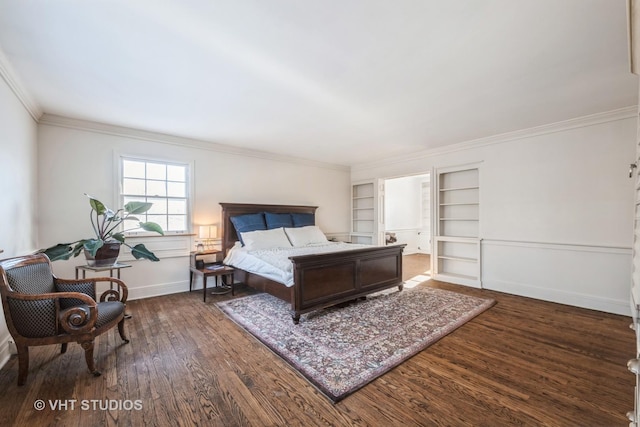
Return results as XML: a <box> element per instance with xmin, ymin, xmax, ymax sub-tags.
<box><xmin>189</xmin><ymin>265</ymin><xmax>235</xmax><ymax>302</ymax></box>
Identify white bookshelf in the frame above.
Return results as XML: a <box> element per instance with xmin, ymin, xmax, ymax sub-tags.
<box><xmin>351</xmin><ymin>181</ymin><xmax>376</xmax><ymax>244</ymax></box>
<box><xmin>433</xmin><ymin>166</ymin><xmax>481</xmax><ymax>287</ymax></box>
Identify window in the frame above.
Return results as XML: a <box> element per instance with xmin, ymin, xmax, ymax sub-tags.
<box><xmin>120</xmin><ymin>157</ymin><xmax>190</xmax><ymax>234</ymax></box>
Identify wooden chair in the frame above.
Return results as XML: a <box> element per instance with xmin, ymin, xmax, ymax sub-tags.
<box><xmin>0</xmin><ymin>253</ymin><xmax>129</xmax><ymax>385</ymax></box>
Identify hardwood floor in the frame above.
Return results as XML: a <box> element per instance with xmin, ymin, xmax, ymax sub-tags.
<box><xmin>0</xmin><ymin>253</ymin><xmax>634</xmax><ymax>426</ymax></box>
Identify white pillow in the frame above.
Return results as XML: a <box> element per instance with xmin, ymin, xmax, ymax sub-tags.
<box><xmin>241</xmin><ymin>227</ymin><xmax>292</xmax><ymax>250</ymax></box>
<box><xmin>284</xmin><ymin>226</ymin><xmax>328</xmax><ymax>247</ymax></box>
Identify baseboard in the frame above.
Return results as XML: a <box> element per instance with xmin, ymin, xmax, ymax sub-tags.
<box><xmin>127</xmin><ymin>280</ymin><xmax>191</xmax><ymax>301</ymax></box>
<box><xmin>483</xmin><ymin>278</ymin><xmax>630</xmax><ymax>316</ymax></box>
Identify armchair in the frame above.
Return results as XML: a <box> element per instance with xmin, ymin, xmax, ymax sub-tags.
<box><xmin>0</xmin><ymin>253</ymin><xmax>129</xmax><ymax>385</ymax></box>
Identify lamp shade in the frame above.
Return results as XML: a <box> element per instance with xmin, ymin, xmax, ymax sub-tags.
<box><xmin>198</xmin><ymin>225</ymin><xmax>217</xmax><ymax>239</ymax></box>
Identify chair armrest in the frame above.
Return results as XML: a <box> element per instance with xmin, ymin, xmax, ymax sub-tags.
<box><xmin>6</xmin><ymin>291</ymin><xmax>98</xmax><ymax>334</ymax></box>
<box><xmin>95</xmin><ymin>277</ymin><xmax>128</xmax><ymax>303</ymax></box>
<box><xmin>56</xmin><ymin>277</ymin><xmax>128</xmax><ymax>303</ymax></box>
<box><xmin>54</xmin><ymin>291</ymin><xmax>98</xmax><ymax>334</ymax></box>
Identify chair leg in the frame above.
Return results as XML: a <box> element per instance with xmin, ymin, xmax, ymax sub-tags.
<box><xmin>61</xmin><ymin>343</ymin><xmax>68</xmax><ymax>354</ymax></box>
<box><xmin>80</xmin><ymin>340</ymin><xmax>101</xmax><ymax>377</ymax></box>
<box><xmin>118</xmin><ymin>318</ymin><xmax>130</xmax><ymax>344</ymax></box>
<box><xmin>16</xmin><ymin>345</ymin><xmax>29</xmax><ymax>386</ymax></box>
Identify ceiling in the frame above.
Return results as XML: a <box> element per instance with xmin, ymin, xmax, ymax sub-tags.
<box><xmin>0</xmin><ymin>0</ymin><xmax>637</xmax><ymax>167</ymax></box>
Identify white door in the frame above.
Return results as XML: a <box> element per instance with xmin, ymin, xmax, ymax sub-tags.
<box><xmin>629</xmin><ymin>116</ymin><xmax>640</xmax><ymax>425</ymax></box>
<box><xmin>632</xmin><ymin>157</ymin><xmax>640</xmax><ymax>323</ymax></box>
<box><xmin>619</xmin><ymin>9</ymin><xmax>639</xmax><ymax>421</ymax></box>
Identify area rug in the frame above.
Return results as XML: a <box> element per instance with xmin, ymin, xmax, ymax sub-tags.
<box><xmin>216</xmin><ymin>287</ymin><xmax>495</xmax><ymax>402</ymax></box>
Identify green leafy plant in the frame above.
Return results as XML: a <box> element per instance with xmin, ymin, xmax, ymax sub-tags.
<box><xmin>41</xmin><ymin>194</ymin><xmax>164</xmax><ymax>262</ymax></box>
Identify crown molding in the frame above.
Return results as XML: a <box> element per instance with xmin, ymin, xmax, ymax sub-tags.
<box><xmin>38</xmin><ymin>113</ymin><xmax>350</xmax><ymax>172</ymax></box>
<box><xmin>0</xmin><ymin>47</ymin><xmax>42</xmax><ymax>121</ymax></box>
<box><xmin>352</xmin><ymin>106</ymin><xmax>638</xmax><ymax>172</ymax></box>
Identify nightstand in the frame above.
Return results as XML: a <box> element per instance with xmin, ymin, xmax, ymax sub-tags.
<box><xmin>190</xmin><ymin>250</ymin><xmax>220</xmax><ymax>270</ymax></box>
<box><xmin>189</xmin><ymin>250</ymin><xmax>234</xmax><ymax>302</ymax></box>
<box><xmin>189</xmin><ymin>264</ymin><xmax>235</xmax><ymax>302</ymax></box>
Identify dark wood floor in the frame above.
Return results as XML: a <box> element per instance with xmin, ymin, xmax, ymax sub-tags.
<box><xmin>0</xmin><ymin>254</ymin><xmax>634</xmax><ymax>426</ymax></box>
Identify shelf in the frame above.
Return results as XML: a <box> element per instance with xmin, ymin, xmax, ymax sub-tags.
<box><xmin>439</xmin><ymin>186</ymin><xmax>479</xmax><ymax>192</ymax></box>
<box><xmin>352</xmin><ymin>196</ymin><xmax>374</xmax><ymax>200</ymax></box>
<box><xmin>351</xmin><ymin>232</ymin><xmax>374</xmax><ymax>243</ymax></box>
<box><xmin>439</xmin><ymin>202</ymin><xmax>479</xmax><ymax>206</ymax></box>
<box><xmin>440</xmin><ymin>218</ymin><xmax>479</xmax><ymax>221</ymax></box>
<box><xmin>436</xmin><ymin>272</ymin><xmax>478</xmax><ymax>281</ymax></box>
<box><xmin>435</xmin><ymin>236</ymin><xmax>480</xmax><ymax>243</ymax></box>
<box><xmin>437</xmin><ymin>255</ymin><xmax>478</xmax><ymax>263</ymax></box>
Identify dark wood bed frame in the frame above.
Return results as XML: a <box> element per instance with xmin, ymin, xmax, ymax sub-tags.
<box><xmin>220</xmin><ymin>203</ymin><xmax>406</xmax><ymax>323</ymax></box>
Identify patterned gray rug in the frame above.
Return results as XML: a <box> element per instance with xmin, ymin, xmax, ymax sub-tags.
<box><xmin>216</xmin><ymin>287</ymin><xmax>495</xmax><ymax>402</ymax></box>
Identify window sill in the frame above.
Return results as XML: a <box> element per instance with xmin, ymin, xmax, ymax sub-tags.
<box><xmin>124</xmin><ymin>232</ymin><xmax>196</xmax><ymax>238</ymax></box>
<box><xmin>119</xmin><ymin>234</ymin><xmax>195</xmax><ymax>261</ymax></box>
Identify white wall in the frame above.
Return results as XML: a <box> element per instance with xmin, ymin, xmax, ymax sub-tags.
<box><xmin>385</xmin><ymin>176</ymin><xmax>422</xmax><ymax>230</ymax></box>
<box><xmin>353</xmin><ymin>109</ymin><xmax>636</xmax><ymax>315</ymax></box>
<box><xmin>37</xmin><ymin>117</ymin><xmax>351</xmax><ymax>299</ymax></box>
<box><xmin>0</xmin><ymin>71</ymin><xmax>39</xmax><ymax>366</ymax></box>
<box><xmin>384</xmin><ymin>175</ymin><xmax>429</xmax><ymax>254</ymax></box>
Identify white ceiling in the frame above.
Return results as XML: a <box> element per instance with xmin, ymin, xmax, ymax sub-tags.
<box><xmin>0</xmin><ymin>0</ymin><xmax>637</xmax><ymax>167</ymax></box>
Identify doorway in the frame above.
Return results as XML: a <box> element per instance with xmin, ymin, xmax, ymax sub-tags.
<box><xmin>382</xmin><ymin>173</ymin><xmax>431</xmax><ymax>256</ymax></box>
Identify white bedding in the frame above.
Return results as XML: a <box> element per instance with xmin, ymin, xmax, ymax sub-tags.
<box><xmin>223</xmin><ymin>241</ymin><xmax>371</xmax><ymax>287</ymax></box>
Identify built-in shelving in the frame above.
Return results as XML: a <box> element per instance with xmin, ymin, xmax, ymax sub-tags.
<box><xmin>351</xmin><ymin>181</ymin><xmax>376</xmax><ymax>245</ymax></box>
<box><xmin>433</xmin><ymin>165</ymin><xmax>481</xmax><ymax>288</ymax></box>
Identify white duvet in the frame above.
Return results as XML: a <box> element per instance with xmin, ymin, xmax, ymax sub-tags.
<box><xmin>223</xmin><ymin>242</ymin><xmax>371</xmax><ymax>287</ymax></box>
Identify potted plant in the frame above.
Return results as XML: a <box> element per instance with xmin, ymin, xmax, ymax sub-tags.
<box><xmin>41</xmin><ymin>194</ymin><xmax>164</xmax><ymax>266</ymax></box>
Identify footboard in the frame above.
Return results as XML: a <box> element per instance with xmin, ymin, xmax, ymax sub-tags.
<box><xmin>289</xmin><ymin>244</ymin><xmax>406</xmax><ymax>322</ymax></box>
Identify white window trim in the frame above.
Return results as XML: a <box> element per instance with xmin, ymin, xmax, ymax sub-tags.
<box><xmin>114</xmin><ymin>151</ymin><xmax>195</xmax><ymax>237</ymax></box>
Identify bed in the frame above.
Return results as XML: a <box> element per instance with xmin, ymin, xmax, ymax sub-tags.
<box><xmin>220</xmin><ymin>203</ymin><xmax>406</xmax><ymax>323</ymax></box>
